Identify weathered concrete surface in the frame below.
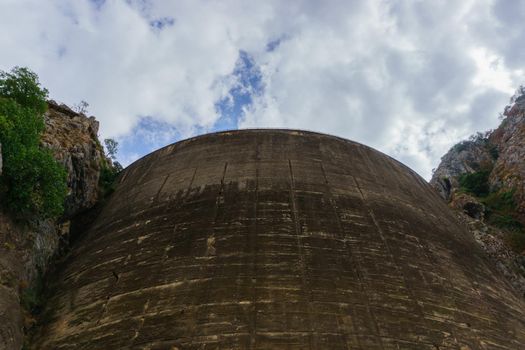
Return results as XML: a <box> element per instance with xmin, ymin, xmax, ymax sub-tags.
<box><xmin>33</xmin><ymin>130</ymin><xmax>525</xmax><ymax>349</ymax></box>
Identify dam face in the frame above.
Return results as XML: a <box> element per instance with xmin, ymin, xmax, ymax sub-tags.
<box><xmin>35</xmin><ymin>130</ymin><xmax>524</xmax><ymax>349</ymax></box>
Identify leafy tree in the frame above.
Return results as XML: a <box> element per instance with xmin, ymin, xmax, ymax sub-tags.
<box><xmin>73</xmin><ymin>100</ymin><xmax>89</xmax><ymax>114</ymax></box>
<box><xmin>104</xmin><ymin>138</ymin><xmax>119</xmax><ymax>161</ymax></box>
<box><xmin>100</xmin><ymin>138</ymin><xmax>122</xmax><ymax>195</ymax></box>
<box><xmin>0</xmin><ymin>67</ymin><xmax>48</xmax><ymax>116</ymax></box>
<box><xmin>0</xmin><ymin>67</ymin><xmax>67</xmax><ymax>219</ymax></box>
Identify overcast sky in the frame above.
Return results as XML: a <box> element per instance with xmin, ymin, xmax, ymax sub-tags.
<box><xmin>1</xmin><ymin>0</ymin><xmax>524</xmax><ymax>179</ymax></box>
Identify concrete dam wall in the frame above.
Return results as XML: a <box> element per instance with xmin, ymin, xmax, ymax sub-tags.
<box><xmin>34</xmin><ymin>130</ymin><xmax>525</xmax><ymax>349</ymax></box>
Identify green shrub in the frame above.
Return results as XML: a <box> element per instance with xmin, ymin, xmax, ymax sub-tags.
<box><xmin>99</xmin><ymin>165</ymin><xmax>120</xmax><ymax>196</ymax></box>
<box><xmin>479</xmin><ymin>189</ymin><xmax>525</xmax><ymax>252</ymax></box>
<box><xmin>508</xmin><ymin>231</ymin><xmax>525</xmax><ymax>253</ymax></box>
<box><xmin>0</xmin><ymin>67</ymin><xmax>67</xmax><ymax>219</ymax></box>
<box><xmin>487</xmin><ymin>213</ymin><xmax>524</xmax><ymax>231</ymax></box>
<box><xmin>482</xmin><ymin>190</ymin><xmax>522</xmax><ymax>230</ymax></box>
<box><xmin>482</xmin><ymin>189</ymin><xmax>516</xmax><ymax>212</ymax></box>
<box><xmin>458</xmin><ymin>170</ymin><xmax>490</xmax><ymax>197</ymax></box>
<box><xmin>99</xmin><ymin>138</ymin><xmax>122</xmax><ymax>196</ymax></box>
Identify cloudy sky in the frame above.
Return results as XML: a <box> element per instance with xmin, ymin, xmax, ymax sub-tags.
<box><xmin>1</xmin><ymin>0</ymin><xmax>524</xmax><ymax>179</ymax></box>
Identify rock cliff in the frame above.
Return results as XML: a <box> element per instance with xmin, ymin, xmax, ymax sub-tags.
<box><xmin>0</xmin><ymin>101</ymin><xmax>109</xmax><ymax>350</ymax></box>
<box><xmin>41</xmin><ymin>101</ymin><xmax>106</xmax><ymax>217</ymax></box>
<box><xmin>431</xmin><ymin>91</ymin><xmax>525</xmax><ymax>297</ymax></box>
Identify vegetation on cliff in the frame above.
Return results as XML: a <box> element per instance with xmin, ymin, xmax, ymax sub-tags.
<box><xmin>459</xmin><ymin>169</ymin><xmax>524</xmax><ymax>250</ymax></box>
<box><xmin>431</xmin><ymin>86</ymin><xmax>525</xmax><ymax>297</ymax></box>
<box><xmin>0</xmin><ymin>68</ymin><xmax>121</xmax><ymax>349</ymax></box>
<box><xmin>0</xmin><ymin>67</ymin><xmax>67</xmax><ymax>219</ymax></box>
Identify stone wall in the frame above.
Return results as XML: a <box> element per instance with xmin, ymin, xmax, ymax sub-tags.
<box><xmin>33</xmin><ymin>130</ymin><xmax>525</xmax><ymax>349</ymax></box>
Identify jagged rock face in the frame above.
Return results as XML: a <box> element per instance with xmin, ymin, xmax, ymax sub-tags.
<box><xmin>33</xmin><ymin>130</ymin><xmax>525</xmax><ymax>349</ymax></box>
<box><xmin>453</xmin><ymin>210</ymin><xmax>525</xmax><ymax>297</ymax></box>
<box><xmin>431</xmin><ymin>99</ymin><xmax>525</xmax><ymax>217</ymax></box>
<box><xmin>430</xmin><ymin>140</ymin><xmax>494</xmax><ymax>201</ymax></box>
<box><xmin>41</xmin><ymin>101</ymin><xmax>106</xmax><ymax>218</ymax></box>
<box><xmin>430</xmin><ymin>98</ymin><xmax>525</xmax><ymax>298</ymax></box>
<box><xmin>449</xmin><ymin>193</ymin><xmax>485</xmax><ymax>220</ymax></box>
<box><xmin>0</xmin><ymin>102</ymin><xmax>108</xmax><ymax>350</ymax></box>
<box><xmin>490</xmin><ymin>107</ymin><xmax>525</xmax><ymax>216</ymax></box>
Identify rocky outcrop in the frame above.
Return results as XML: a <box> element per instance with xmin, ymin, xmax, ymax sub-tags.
<box><xmin>431</xmin><ymin>136</ymin><xmax>495</xmax><ymax>200</ymax></box>
<box><xmin>0</xmin><ymin>101</ymin><xmax>109</xmax><ymax>349</ymax></box>
<box><xmin>490</xmin><ymin>103</ymin><xmax>525</xmax><ymax>217</ymax></box>
<box><xmin>449</xmin><ymin>192</ymin><xmax>485</xmax><ymax>220</ymax></box>
<box><xmin>430</xmin><ymin>91</ymin><xmax>525</xmax><ymax>298</ymax></box>
<box><xmin>453</xmin><ymin>209</ymin><xmax>525</xmax><ymax>297</ymax></box>
<box><xmin>0</xmin><ymin>213</ymin><xmax>62</xmax><ymax>349</ymax></box>
<box><xmin>41</xmin><ymin>101</ymin><xmax>106</xmax><ymax>218</ymax></box>
<box><xmin>431</xmin><ymin>92</ymin><xmax>525</xmax><ymax>216</ymax></box>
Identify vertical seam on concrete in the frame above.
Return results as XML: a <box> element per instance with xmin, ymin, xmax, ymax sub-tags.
<box><xmin>137</xmin><ymin>161</ymin><xmax>154</xmax><ymax>185</ymax></box>
<box><xmin>249</xmin><ymin>165</ymin><xmax>259</xmax><ymax>349</ymax></box>
<box><xmin>320</xmin><ymin>162</ymin><xmax>381</xmax><ymax>349</ymax></box>
<box><xmin>358</xmin><ymin>152</ymin><xmax>488</xmax><ymax>349</ymax></box>
<box><xmin>402</xmin><ymin>209</ymin><xmax>468</xmax><ymax>348</ymax></box>
<box><xmin>184</xmin><ymin>167</ymin><xmax>198</xmax><ymax>201</ymax></box>
<box><xmin>189</xmin><ymin>162</ymin><xmax>228</xmax><ymax>347</ymax></box>
<box><xmin>416</xmin><ymin>210</ymin><xmax>500</xmax><ymax>349</ymax></box>
<box><xmin>353</xmin><ymin>175</ymin><xmax>447</xmax><ymax>348</ymax></box>
<box><xmin>319</xmin><ymin>162</ymin><xmax>350</xmax><ymax>349</ymax></box>
<box><xmin>288</xmin><ymin>159</ymin><xmax>316</xmax><ymax>350</ymax></box>
<box><xmin>155</xmin><ymin>174</ymin><xmax>170</xmax><ymax>202</ymax></box>
<box><xmin>208</xmin><ymin>162</ymin><xmax>228</xmax><ymax>256</ymax></box>
<box><xmin>249</xmin><ymin>135</ymin><xmax>261</xmax><ymax>349</ymax></box>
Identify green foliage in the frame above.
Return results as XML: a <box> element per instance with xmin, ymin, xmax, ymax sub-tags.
<box><xmin>458</xmin><ymin>170</ymin><xmax>525</xmax><ymax>252</ymax></box>
<box><xmin>482</xmin><ymin>189</ymin><xmax>516</xmax><ymax>212</ymax></box>
<box><xmin>458</xmin><ymin>170</ymin><xmax>490</xmax><ymax>197</ymax></box>
<box><xmin>507</xmin><ymin>231</ymin><xmax>525</xmax><ymax>253</ymax></box>
<box><xmin>483</xmin><ymin>190</ymin><xmax>523</xmax><ymax>231</ymax></box>
<box><xmin>0</xmin><ymin>67</ymin><xmax>48</xmax><ymax>116</ymax></box>
<box><xmin>99</xmin><ymin>165</ymin><xmax>120</xmax><ymax>196</ymax></box>
<box><xmin>104</xmin><ymin>138</ymin><xmax>119</xmax><ymax>161</ymax></box>
<box><xmin>0</xmin><ymin>67</ymin><xmax>67</xmax><ymax>219</ymax></box>
<box><xmin>99</xmin><ymin>138</ymin><xmax>122</xmax><ymax>196</ymax></box>
<box><xmin>488</xmin><ymin>214</ymin><xmax>524</xmax><ymax>231</ymax></box>
<box><xmin>479</xmin><ymin>189</ymin><xmax>525</xmax><ymax>252</ymax></box>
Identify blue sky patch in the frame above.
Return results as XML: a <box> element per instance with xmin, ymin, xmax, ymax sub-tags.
<box><xmin>214</xmin><ymin>50</ymin><xmax>264</xmax><ymax>130</ymax></box>
<box><xmin>149</xmin><ymin>17</ymin><xmax>175</xmax><ymax>30</ymax></box>
<box><xmin>89</xmin><ymin>0</ymin><xmax>106</xmax><ymax>10</ymax></box>
<box><xmin>266</xmin><ymin>38</ymin><xmax>282</xmax><ymax>52</ymax></box>
<box><xmin>116</xmin><ymin>116</ymin><xmax>184</xmax><ymax>166</ymax></box>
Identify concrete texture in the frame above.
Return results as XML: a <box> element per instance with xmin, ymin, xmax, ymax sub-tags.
<box><xmin>33</xmin><ymin>130</ymin><xmax>525</xmax><ymax>349</ymax></box>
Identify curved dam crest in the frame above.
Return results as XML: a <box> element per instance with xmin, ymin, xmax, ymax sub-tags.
<box><xmin>34</xmin><ymin>130</ymin><xmax>525</xmax><ymax>349</ymax></box>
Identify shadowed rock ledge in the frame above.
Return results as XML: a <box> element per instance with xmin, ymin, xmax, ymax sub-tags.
<box><xmin>32</xmin><ymin>130</ymin><xmax>525</xmax><ymax>349</ymax></box>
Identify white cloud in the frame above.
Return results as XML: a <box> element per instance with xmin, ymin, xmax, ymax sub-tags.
<box><xmin>1</xmin><ymin>0</ymin><xmax>524</xmax><ymax>179</ymax></box>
